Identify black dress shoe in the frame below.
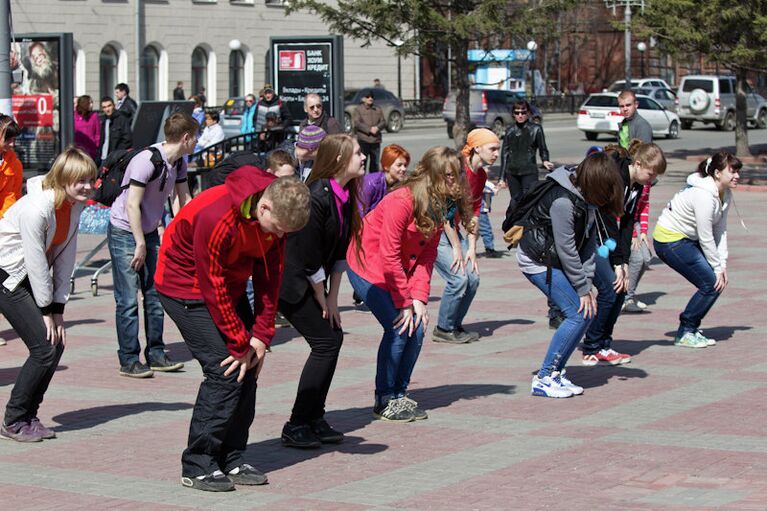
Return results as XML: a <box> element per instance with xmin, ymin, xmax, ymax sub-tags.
<box><xmin>281</xmin><ymin>422</ymin><xmax>321</xmax><ymax>449</ymax></box>
<box><xmin>310</xmin><ymin>418</ymin><xmax>344</xmax><ymax>444</ymax></box>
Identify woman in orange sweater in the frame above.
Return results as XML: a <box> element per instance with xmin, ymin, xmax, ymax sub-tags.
<box><xmin>0</xmin><ymin>114</ymin><xmax>23</xmax><ymax>220</ymax></box>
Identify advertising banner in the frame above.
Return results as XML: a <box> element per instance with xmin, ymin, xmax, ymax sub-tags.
<box><xmin>271</xmin><ymin>36</ymin><xmax>344</xmax><ymax>125</ymax></box>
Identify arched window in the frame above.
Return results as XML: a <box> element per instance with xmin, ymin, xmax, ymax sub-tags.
<box><xmin>191</xmin><ymin>47</ymin><xmax>208</xmax><ymax>99</ymax></box>
<box><xmin>229</xmin><ymin>50</ymin><xmax>244</xmax><ymax>97</ymax></box>
<box><xmin>141</xmin><ymin>45</ymin><xmax>160</xmax><ymax>101</ymax></box>
<box><xmin>99</xmin><ymin>44</ymin><xmax>118</xmax><ymax>100</ymax></box>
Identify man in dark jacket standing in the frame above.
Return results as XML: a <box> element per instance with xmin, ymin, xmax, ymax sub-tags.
<box><xmin>299</xmin><ymin>93</ymin><xmax>342</xmax><ymax>134</ymax></box>
<box><xmin>97</xmin><ymin>97</ymin><xmax>133</xmax><ymax>165</ymax></box>
<box><xmin>173</xmin><ymin>81</ymin><xmax>186</xmax><ymax>100</ymax></box>
<box><xmin>114</xmin><ymin>83</ymin><xmax>138</xmax><ymax>124</ymax></box>
<box><xmin>499</xmin><ymin>100</ymin><xmax>554</xmax><ymax>213</ymax></box>
<box><xmin>353</xmin><ymin>90</ymin><xmax>386</xmax><ymax>172</ymax></box>
<box><xmin>253</xmin><ymin>84</ymin><xmax>291</xmax><ymax>132</ymax></box>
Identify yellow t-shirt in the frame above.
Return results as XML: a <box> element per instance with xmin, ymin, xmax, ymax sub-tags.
<box><xmin>652</xmin><ymin>224</ymin><xmax>686</xmax><ymax>243</ymax></box>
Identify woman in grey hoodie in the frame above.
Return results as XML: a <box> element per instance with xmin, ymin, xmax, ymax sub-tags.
<box><xmin>652</xmin><ymin>152</ymin><xmax>740</xmax><ymax>348</ymax></box>
<box><xmin>518</xmin><ymin>153</ymin><xmax>624</xmax><ymax>398</ymax></box>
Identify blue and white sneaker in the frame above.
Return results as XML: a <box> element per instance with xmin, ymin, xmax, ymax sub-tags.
<box><xmin>531</xmin><ymin>372</ymin><xmax>573</xmax><ymax>398</ymax></box>
<box><xmin>558</xmin><ymin>370</ymin><xmax>584</xmax><ymax>396</ymax></box>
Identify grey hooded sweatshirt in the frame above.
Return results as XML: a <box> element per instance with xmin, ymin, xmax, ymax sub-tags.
<box><xmin>517</xmin><ymin>166</ymin><xmax>597</xmax><ymax>296</ymax></box>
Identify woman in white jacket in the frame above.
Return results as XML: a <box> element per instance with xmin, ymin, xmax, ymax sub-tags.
<box><xmin>0</xmin><ymin>147</ymin><xmax>96</xmax><ymax>442</ymax></box>
<box><xmin>652</xmin><ymin>152</ymin><xmax>741</xmax><ymax>348</ymax></box>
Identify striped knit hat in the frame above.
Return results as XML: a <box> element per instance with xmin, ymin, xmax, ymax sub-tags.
<box><xmin>296</xmin><ymin>125</ymin><xmax>327</xmax><ymax>151</ymax></box>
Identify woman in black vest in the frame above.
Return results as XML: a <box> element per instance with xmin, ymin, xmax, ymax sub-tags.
<box><xmin>278</xmin><ymin>134</ymin><xmax>365</xmax><ymax>448</ymax></box>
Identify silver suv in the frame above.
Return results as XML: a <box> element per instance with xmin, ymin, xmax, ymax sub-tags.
<box><xmin>677</xmin><ymin>75</ymin><xmax>767</xmax><ymax>130</ymax></box>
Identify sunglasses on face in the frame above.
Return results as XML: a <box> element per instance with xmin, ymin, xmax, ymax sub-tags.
<box><xmin>513</xmin><ymin>110</ymin><xmax>528</xmax><ymax>115</ymax></box>
<box><xmin>308</xmin><ymin>104</ymin><xmax>322</xmax><ymax>110</ymax></box>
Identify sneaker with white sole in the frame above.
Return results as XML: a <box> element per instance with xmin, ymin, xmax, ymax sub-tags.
<box><xmin>674</xmin><ymin>331</ymin><xmax>708</xmax><ymax>348</ymax></box>
<box><xmin>399</xmin><ymin>396</ymin><xmax>428</xmax><ymax>420</ymax></box>
<box><xmin>558</xmin><ymin>370</ymin><xmax>584</xmax><ymax>396</ymax></box>
<box><xmin>531</xmin><ymin>373</ymin><xmax>573</xmax><ymax>398</ymax></box>
<box><xmin>181</xmin><ymin>470</ymin><xmax>235</xmax><ymax>492</ymax></box>
<box><xmin>695</xmin><ymin>330</ymin><xmax>716</xmax><ymax>346</ymax></box>
<box><xmin>582</xmin><ymin>349</ymin><xmax>629</xmax><ymax>366</ymax></box>
<box><xmin>622</xmin><ymin>299</ymin><xmax>645</xmax><ymax>313</ymax></box>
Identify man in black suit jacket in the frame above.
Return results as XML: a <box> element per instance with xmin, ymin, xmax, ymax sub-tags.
<box><xmin>98</xmin><ymin>97</ymin><xmax>133</xmax><ymax>165</ymax></box>
<box><xmin>114</xmin><ymin>82</ymin><xmax>138</xmax><ymax>123</ymax></box>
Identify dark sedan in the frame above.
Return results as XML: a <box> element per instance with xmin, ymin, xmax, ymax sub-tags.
<box><xmin>344</xmin><ymin>88</ymin><xmax>405</xmax><ymax>133</ymax></box>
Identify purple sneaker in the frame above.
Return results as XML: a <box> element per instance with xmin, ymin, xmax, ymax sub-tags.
<box><xmin>29</xmin><ymin>417</ymin><xmax>56</xmax><ymax>439</ymax></box>
<box><xmin>0</xmin><ymin>421</ymin><xmax>43</xmax><ymax>442</ymax></box>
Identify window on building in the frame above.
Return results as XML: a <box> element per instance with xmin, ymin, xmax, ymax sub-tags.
<box><xmin>229</xmin><ymin>49</ymin><xmax>244</xmax><ymax>97</ymax></box>
<box><xmin>265</xmin><ymin>0</ymin><xmax>286</xmax><ymax>5</ymax></box>
<box><xmin>192</xmin><ymin>47</ymin><xmax>208</xmax><ymax>100</ymax></box>
<box><xmin>141</xmin><ymin>45</ymin><xmax>160</xmax><ymax>101</ymax></box>
<box><xmin>100</xmin><ymin>44</ymin><xmax>119</xmax><ymax>100</ymax></box>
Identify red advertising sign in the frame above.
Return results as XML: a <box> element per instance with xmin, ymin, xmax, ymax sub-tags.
<box><xmin>12</xmin><ymin>94</ymin><xmax>54</xmax><ymax>127</ymax></box>
<box><xmin>279</xmin><ymin>50</ymin><xmax>306</xmax><ymax>71</ymax></box>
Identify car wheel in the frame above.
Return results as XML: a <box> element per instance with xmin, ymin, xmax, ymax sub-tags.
<box><xmin>387</xmin><ymin>111</ymin><xmax>403</xmax><ymax>133</ymax></box>
<box><xmin>667</xmin><ymin>121</ymin><xmax>679</xmax><ymax>139</ymax></box>
<box><xmin>681</xmin><ymin>120</ymin><xmax>693</xmax><ymax>130</ymax></box>
<box><xmin>446</xmin><ymin>122</ymin><xmax>454</xmax><ymax>139</ymax></box>
<box><xmin>585</xmin><ymin>131</ymin><xmax>598</xmax><ymax>141</ymax></box>
<box><xmin>689</xmin><ymin>88</ymin><xmax>710</xmax><ymax>114</ymax></box>
<box><xmin>757</xmin><ymin>109</ymin><xmax>767</xmax><ymax>129</ymax></box>
<box><xmin>344</xmin><ymin>113</ymin><xmax>352</xmax><ymax>133</ymax></box>
<box><xmin>492</xmin><ymin>118</ymin><xmax>505</xmax><ymax>137</ymax></box>
<box><xmin>719</xmin><ymin>111</ymin><xmax>736</xmax><ymax>131</ymax></box>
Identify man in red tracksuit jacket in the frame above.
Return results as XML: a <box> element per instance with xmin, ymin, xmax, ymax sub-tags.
<box><xmin>155</xmin><ymin>166</ymin><xmax>310</xmax><ymax>492</ymax></box>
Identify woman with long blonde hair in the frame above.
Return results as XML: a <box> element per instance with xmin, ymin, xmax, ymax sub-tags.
<box><xmin>347</xmin><ymin>146</ymin><xmax>473</xmax><ymax>422</ymax></box>
<box><xmin>278</xmin><ymin>133</ymin><xmax>365</xmax><ymax>447</ymax></box>
<box><xmin>0</xmin><ymin>147</ymin><xmax>96</xmax><ymax>442</ymax></box>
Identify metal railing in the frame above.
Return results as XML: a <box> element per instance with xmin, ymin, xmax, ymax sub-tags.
<box><xmin>403</xmin><ymin>99</ymin><xmax>445</xmax><ymax>118</ymax></box>
<box><xmin>529</xmin><ymin>94</ymin><xmax>589</xmax><ymax>115</ymax></box>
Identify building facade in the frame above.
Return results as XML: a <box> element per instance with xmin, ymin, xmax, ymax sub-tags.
<box><xmin>12</xmin><ymin>0</ymin><xmax>416</xmax><ymax>105</ymax></box>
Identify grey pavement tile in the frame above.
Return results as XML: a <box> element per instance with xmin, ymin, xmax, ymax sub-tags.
<box><xmin>637</xmin><ymin>486</ymin><xmax>750</xmax><ymax>507</ymax></box>
<box><xmin>607</xmin><ymin>429</ymin><xmax>767</xmax><ymax>454</ymax></box>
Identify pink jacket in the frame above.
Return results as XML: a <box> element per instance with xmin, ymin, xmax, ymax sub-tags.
<box><xmin>74</xmin><ymin>112</ymin><xmax>101</xmax><ymax>160</ymax></box>
<box><xmin>347</xmin><ymin>187</ymin><xmax>441</xmax><ymax>309</ymax></box>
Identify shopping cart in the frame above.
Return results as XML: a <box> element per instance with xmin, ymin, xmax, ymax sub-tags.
<box><xmin>71</xmin><ymin>203</ymin><xmax>112</xmax><ymax>296</ymax></box>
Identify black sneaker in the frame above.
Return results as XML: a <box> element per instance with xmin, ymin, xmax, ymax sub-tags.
<box><xmin>149</xmin><ymin>354</ymin><xmax>184</xmax><ymax>372</ymax></box>
<box><xmin>399</xmin><ymin>396</ymin><xmax>429</xmax><ymax>420</ymax></box>
<box><xmin>310</xmin><ymin>418</ymin><xmax>344</xmax><ymax>444</ymax></box>
<box><xmin>432</xmin><ymin>326</ymin><xmax>472</xmax><ymax>344</ymax></box>
<box><xmin>281</xmin><ymin>422</ymin><xmax>321</xmax><ymax>449</ymax></box>
<box><xmin>119</xmin><ymin>361</ymin><xmax>154</xmax><ymax>378</ymax></box>
<box><xmin>227</xmin><ymin>463</ymin><xmax>268</xmax><ymax>485</ymax></box>
<box><xmin>181</xmin><ymin>470</ymin><xmax>235</xmax><ymax>492</ymax></box>
<box><xmin>456</xmin><ymin>326</ymin><xmax>480</xmax><ymax>342</ymax></box>
<box><xmin>275</xmin><ymin>312</ymin><xmax>291</xmax><ymax>328</ymax></box>
<box><xmin>484</xmin><ymin>248</ymin><xmax>504</xmax><ymax>258</ymax></box>
<box><xmin>373</xmin><ymin>399</ymin><xmax>415</xmax><ymax>422</ymax></box>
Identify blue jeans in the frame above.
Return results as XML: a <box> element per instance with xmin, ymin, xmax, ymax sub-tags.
<box><xmin>654</xmin><ymin>238</ymin><xmax>721</xmax><ymax>338</ymax></box>
<box><xmin>347</xmin><ymin>269</ymin><xmax>424</xmax><ymax>406</ymax></box>
<box><xmin>107</xmin><ymin>224</ymin><xmax>166</xmax><ymax>367</ymax></box>
<box><xmin>434</xmin><ymin>232</ymin><xmax>480</xmax><ymax>331</ymax></box>
<box><xmin>525</xmin><ymin>269</ymin><xmax>594</xmax><ymax>377</ymax></box>
<box><xmin>582</xmin><ymin>256</ymin><xmax>625</xmax><ymax>354</ymax></box>
<box><xmin>479</xmin><ymin>197</ymin><xmax>495</xmax><ymax>251</ymax></box>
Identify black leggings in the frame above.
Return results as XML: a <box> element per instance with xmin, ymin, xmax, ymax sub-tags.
<box><xmin>279</xmin><ymin>290</ymin><xmax>343</xmax><ymax>425</ymax></box>
<box><xmin>0</xmin><ymin>275</ymin><xmax>64</xmax><ymax>426</ymax></box>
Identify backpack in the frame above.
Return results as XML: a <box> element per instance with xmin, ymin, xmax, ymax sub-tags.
<box><xmin>92</xmin><ymin>147</ymin><xmax>172</xmax><ymax>207</ymax></box>
<box><xmin>501</xmin><ymin>178</ymin><xmax>559</xmax><ymax>248</ymax></box>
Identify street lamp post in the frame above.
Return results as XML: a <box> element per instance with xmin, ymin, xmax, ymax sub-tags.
<box><xmin>393</xmin><ymin>38</ymin><xmax>404</xmax><ymax>99</ymax></box>
<box><xmin>527</xmin><ymin>40</ymin><xmax>538</xmax><ymax>103</ymax></box>
<box><xmin>604</xmin><ymin>1</ymin><xmax>646</xmax><ymax>88</ymax></box>
<box><xmin>637</xmin><ymin>41</ymin><xmax>647</xmax><ymax>78</ymax></box>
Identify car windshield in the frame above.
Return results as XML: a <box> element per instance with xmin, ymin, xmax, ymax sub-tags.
<box><xmin>224</xmin><ymin>98</ymin><xmax>245</xmax><ymax>115</ymax></box>
<box><xmin>584</xmin><ymin>95</ymin><xmax>619</xmax><ymax>107</ymax></box>
<box><xmin>609</xmin><ymin>81</ymin><xmax>640</xmax><ymax>92</ymax></box>
<box><xmin>344</xmin><ymin>90</ymin><xmax>359</xmax><ymax>102</ymax></box>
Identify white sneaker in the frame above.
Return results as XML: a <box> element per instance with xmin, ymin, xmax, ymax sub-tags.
<box><xmin>531</xmin><ymin>373</ymin><xmax>573</xmax><ymax>398</ymax></box>
<box><xmin>558</xmin><ymin>370</ymin><xmax>584</xmax><ymax>395</ymax></box>
<box><xmin>636</xmin><ymin>300</ymin><xmax>648</xmax><ymax>310</ymax></box>
<box><xmin>695</xmin><ymin>330</ymin><xmax>716</xmax><ymax>346</ymax></box>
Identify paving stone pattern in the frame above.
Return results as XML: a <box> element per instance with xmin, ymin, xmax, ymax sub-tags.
<box><xmin>1</xmin><ymin>159</ymin><xmax>765</xmax><ymax>510</ymax></box>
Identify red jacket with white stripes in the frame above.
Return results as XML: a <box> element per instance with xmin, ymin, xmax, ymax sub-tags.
<box><xmin>155</xmin><ymin>166</ymin><xmax>284</xmax><ymax>356</ymax></box>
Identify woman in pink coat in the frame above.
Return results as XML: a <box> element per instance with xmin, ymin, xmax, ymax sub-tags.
<box><xmin>73</xmin><ymin>95</ymin><xmax>101</xmax><ymax>161</ymax></box>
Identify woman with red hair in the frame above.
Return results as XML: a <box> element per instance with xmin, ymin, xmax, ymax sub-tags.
<box><xmin>359</xmin><ymin>144</ymin><xmax>410</xmax><ymax>215</ymax></box>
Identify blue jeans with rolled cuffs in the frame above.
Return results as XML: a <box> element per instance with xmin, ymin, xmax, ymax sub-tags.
<box><xmin>525</xmin><ymin>269</ymin><xmax>594</xmax><ymax>378</ymax></box>
<box><xmin>434</xmin><ymin>232</ymin><xmax>480</xmax><ymax>331</ymax></box>
<box><xmin>654</xmin><ymin>237</ymin><xmax>721</xmax><ymax>338</ymax></box>
<box><xmin>347</xmin><ymin>269</ymin><xmax>424</xmax><ymax>407</ymax></box>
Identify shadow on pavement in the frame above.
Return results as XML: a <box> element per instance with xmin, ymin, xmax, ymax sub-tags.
<box><xmin>562</xmin><ymin>365</ymin><xmax>648</xmax><ymax>389</ymax></box>
<box><xmin>469</xmin><ymin>318</ymin><xmax>535</xmax><ymax>337</ymax></box>
<box><xmin>0</xmin><ymin>365</ymin><xmax>69</xmax><ymax>387</ymax></box>
<box><xmin>614</xmin><ymin>338</ymin><xmax>674</xmax><ymax>356</ymax></box>
<box><xmin>64</xmin><ymin>318</ymin><xmax>105</xmax><ymax>328</ymax></box>
<box><xmin>52</xmin><ymin>401</ymin><xmax>193</xmax><ymax>432</ymax></box>
<box><xmin>634</xmin><ymin>290</ymin><xmax>666</xmax><ymax>306</ymax></box>
<box><xmin>246</xmin><ymin>383</ymin><xmax>515</xmax><ymax>472</ymax></box>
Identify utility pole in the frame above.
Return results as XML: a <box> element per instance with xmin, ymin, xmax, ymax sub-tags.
<box><xmin>135</xmin><ymin>0</ymin><xmax>143</xmax><ymax>100</ymax></box>
<box><xmin>605</xmin><ymin>0</ymin><xmax>645</xmax><ymax>87</ymax></box>
<box><xmin>0</xmin><ymin>0</ymin><xmax>12</xmax><ymax>115</ymax></box>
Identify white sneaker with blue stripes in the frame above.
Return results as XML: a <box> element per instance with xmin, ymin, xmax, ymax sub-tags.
<box><xmin>531</xmin><ymin>372</ymin><xmax>574</xmax><ymax>398</ymax></box>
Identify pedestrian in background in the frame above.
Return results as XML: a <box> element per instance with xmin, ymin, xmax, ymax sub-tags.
<box><xmin>173</xmin><ymin>81</ymin><xmax>185</xmax><ymax>100</ymax></box>
<box><xmin>278</xmin><ymin>134</ymin><xmax>365</xmax><ymax>449</ymax></box>
<box><xmin>73</xmin><ymin>95</ymin><xmax>101</xmax><ymax>161</ymax></box>
<box><xmin>196</xmin><ymin>110</ymin><xmax>225</xmax><ymax>152</ymax></box>
<box><xmin>299</xmin><ymin>93</ymin><xmax>342</xmax><ymax>135</ymax></box>
<box><xmin>294</xmin><ymin>125</ymin><xmax>326</xmax><ymax>181</ymax></box>
<box><xmin>0</xmin><ymin>115</ymin><xmax>23</xmax><ymax>220</ymax></box>
<box><xmin>359</xmin><ymin>144</ymin><xmax>410</xmax><ymax>215</ymax></box>
<box><xmin>0</xmin><ymin>147</ymin><xmax>96</xmax><ymax>442</ymax></box>
<box><xmin>240</xmin><ymin>94</ymin><xmax>256</xmax><ymax>140</ymax></box>
<box><xmin>347</xmin><ymin>146</ymin><xmax>471</xmax><ymax>421</ymax></box>
<box><xmin>114</xmin><ymin>83</ymin><xmax>138</xmax><ymax>124</ymax></box>
<box><xmin>97</xmin><ymin>97</ymin><xmax>132</xmax><ymax>166</ymax></box>
<box><xmin>253</xmin><ymin>84</ymin><xmax>291</xmax><ymax>132</ymax></box>
<box><xmin>353</xmin><ymin>89</ymin><xmax>386</xmax><ymax>172</ymax></box>
<box><xmin>190</xmin><ymin>96</ymin><xmax>205</xmax><ymax>130</ymax></box>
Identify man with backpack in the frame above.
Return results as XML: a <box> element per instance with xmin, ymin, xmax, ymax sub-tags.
<box><xmin>106</xmin><ymin>113</ymin><xmax>197</xmax><ymax>378</ymax></box>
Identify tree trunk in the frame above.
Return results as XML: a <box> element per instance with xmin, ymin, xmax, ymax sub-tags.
<box><xmin>451</xmin><ymin>38</ymin><xmax>471</xmax><ymax>149</ymax></box>
<box><xmin>735</xmin><ymin>70</ymin><xmax>751</xmax><ymax>157</ymax></box>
